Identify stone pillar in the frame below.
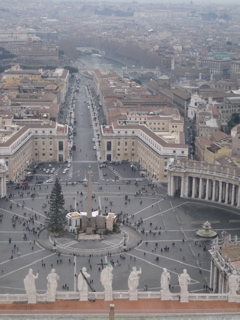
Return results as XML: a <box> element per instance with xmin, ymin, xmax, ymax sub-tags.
<box><xmin>205</xmin><ymin>179</ymin><xmax>209</xmax><ymax>200</ymax></box>
<box><xmin>192</xmin><ymin>177</ymin><xmax>196</xmax><ymax>198</ymax></box>
<box><xmin>237</xmin><ymin>186</ymin><xmax>240</xmax><ymax>208</ymax></box>
<box><xmin>225</xmin><ymin>183</ymin><xmax>229</xmax><ymax>204</ymax></box>
<box><xmin>180</xmin><ymin>176</ymin><xmax>184</xmax><ymax>198</ymax></box>
<box><xmin>168</xmin><ymin>175</ymin><xmax>172</xmax><ymax>195</ymax></box>
<box><xmin>218</xmin><ymin>272</ymin><xmax>223</xmax><ymax>293</ymax></box>
<box><xmin>199</xmin><ymin>178</ymin><xmax>203</xmax><ymax>199</ymax></box>
<box><xmin>212</xmin><ymin>180</ymin><xmax>216</xmax><ymax>201</ymax></box>
<box><xmin>231</xmin><ymin>185</ymin><xmax>235</xmax><ymax>206</ymax></box>
<box><xmin>218</xmin><ymin>181</ymin><xmax>223</xmax><ymax>203</ymax></box>
<box><xmin>170</xmin><ymin>176</ymin><xmax>174</xmax><ymax>196</ymax></box>
<box><xmin>213</xmin><ymin>265</ymin><xmax>218</xmax><ymax>293</ymax></box>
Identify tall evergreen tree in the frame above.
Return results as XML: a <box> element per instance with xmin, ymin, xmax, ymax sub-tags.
<box><xmin>46</xmin><ymin>178</ymin><xmax>65</xmax><ymax>234</ymax></box>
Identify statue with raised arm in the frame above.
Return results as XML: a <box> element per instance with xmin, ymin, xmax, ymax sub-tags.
<box><xmin>100</xmin><ymin>264</ymin><xmax>113</xmax><ymax>301</ymax></box>
<box><xmin>46</xmin><ymin>269</ymin><xmax>60</xmax><ymax>302</ymax></box>
<box><xmin>78</xmin><ymin>267</ymin><xmax>91</xmax><ymax>301</ymax></box>
<box><xmin>178</xmin><ymin>269</ymin><xmax>191</xmax><ymax>302</ymax></box>
<box><xmin>24</xmin><ymin>268</ymin><xmax>39</xmax><ymax>304</ymax></box>
<box><xmin>228</xmin><ymin>270</ymin><xmax>240</xmax><ymax>302</ymax></box>
<box><xmin>128</xmin><ymin>267</ymin><xmax>141</xmax><ymax>300</ymax></box>
<box><xmin>160</xmin><ymin>268</ymin><xmax>172</xmax><ymax>300</ymax></box>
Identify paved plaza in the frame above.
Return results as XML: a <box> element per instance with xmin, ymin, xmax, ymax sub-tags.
<box><xmin>1</xmin><ymin>174</ymin><xmax>240</xmax><ymax>295</ymax></box>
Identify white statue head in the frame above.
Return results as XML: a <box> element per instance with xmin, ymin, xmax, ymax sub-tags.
<box><xmin>82</xmin><ymin>267</ymin><xmax>87</xmax><ymax>272</ymax></box>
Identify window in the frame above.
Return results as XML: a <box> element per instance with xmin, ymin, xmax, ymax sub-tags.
<box><xmin>35</xmin><ymin>131</ymin><xmax>38</xmax><ymax>133</ymax></box>
<box><xmin>35</xmin><ymin>141</ymin><xmax>38</xmax><ymax>146</ymax></box>
<box><xmin>132</xmin><ymin>141</ymin><xmax>135</xmax><ymax>146</ymax></box>
<box><xmin>42</xmin><ymin>153</ymin><xmax>45</xmax><ymax>156</ymax></box>
<box><xmin>42</xmin><ymin>141</ymin><xmax>45</xmax><ymax>146</ymax></box>
<box><xmin>173</xmin><ymin>150</ymin><xmax>176</xmax><ymax>153</ymax></box>
<box><xmin>42</xmin><ymin>131</ymin><xmax>45</xmax><ymax>133</ymax></box>
<box><xmin>50</xmin><ymin>140</ymin><xmax>52</xmax><ymax>146</ymax></box>
<box><xmin>35</xmin><ymin>153</ymin><xmax>38</xmax><ymax>156</ymax></box>
<box><xmin>107</xmin><ymin>141</ymin><xmax>111</xmax><ymax>151</ymax></box>
<box><xmin>50</xmin><ymin>131</ymin><xmax>52</xmax><ymax>134</ymax></box>
<box><xmin>58</xmin><ymin>141</ymin><xmax>63</xmax><ymax>151</ymax></box>
<box><xmin>117</xmin><ymin>141</ymin><xmax>120</xmax><ymax>146</ymax></box>
<box><xmin>117</xmin><ymin>153</ymin><xmax>120</xmax><ymax>156</ymax></box>
<box><xmin>50</xmin><ymin>153</ymin><xmax>52</xmax><ymax>156</ymax></box>
<box><xmin>125</xmin><ymin>141</ymin><xmax>128</xmax><ymax>146</ymax></box>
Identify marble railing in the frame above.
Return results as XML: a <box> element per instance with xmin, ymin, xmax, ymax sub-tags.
<box><xmin>0</xmin><ymin>292</ymin><xmax>232</xmax><ymax>303</ymax></box>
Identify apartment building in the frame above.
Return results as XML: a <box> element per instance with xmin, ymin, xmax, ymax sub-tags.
<box><xmin>100</xmin><ymin>116</ymin><xmax>188</xmax><ymax>182</ymax></box>
<box><xmin>0</xmin><ymin>117</ymin><xmax>68</xmax><ymax>182</ymax></box>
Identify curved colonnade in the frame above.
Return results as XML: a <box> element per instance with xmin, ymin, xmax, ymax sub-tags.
<box><xmin>168</xmin><ymin>159</ymin><xmax>240</xmax><ymax>208</ymax></box>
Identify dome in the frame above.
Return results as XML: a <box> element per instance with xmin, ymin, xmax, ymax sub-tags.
<box><xmin>71</xmin><ymin>212</ymin><xmax>79</xmax><ymax>217</ymax></box>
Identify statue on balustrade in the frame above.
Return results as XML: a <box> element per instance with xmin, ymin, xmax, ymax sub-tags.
<box><xmin>46</xmin><ymin>269</ymin><xmax>60</xmax><ymax>302</ymax></box>
<box><xmin>178</xmin><ymin>269</ymin><xmax>191</xmax><ymax>302</ymax></box>
<box><xmin>101</xmin><ymin>264</ymin><xmax>113</xmax><ymax>301</ymax></box>
<box><xmin>160</xmin><ymin>268</ymin><xmax>172</xmax><ymax>300</ymax></box>
<box><xmin>128</xmin><ymin>267</ymin><xmax>141</xmax><ymax>300</ymax></box>
<box><xmin>24</xmin><ymin>268</ymin><xmax>39</xmax><ymax>304</ymax></box>
<box><xmin>78</xmin><ymin>267</ymin><xmax>91</xmax><ymax>301</ymax></box>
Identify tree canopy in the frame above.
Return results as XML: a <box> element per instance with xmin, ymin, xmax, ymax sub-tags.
<box><xmin>46</xmin><ymin>178</ymin><xmax>66</xmax><ymax>235</ymax></box>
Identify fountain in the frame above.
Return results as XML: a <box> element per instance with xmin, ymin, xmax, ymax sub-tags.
<box><xmin>196</xmin><ymin>221</ymin><xmax>217</xmax><ymax>238</ymax></box>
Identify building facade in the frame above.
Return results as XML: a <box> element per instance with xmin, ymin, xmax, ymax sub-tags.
<box><xmin>101</xmin><ymin>121</ymin><xmax>188</xmax><ymax>182</ymax></box>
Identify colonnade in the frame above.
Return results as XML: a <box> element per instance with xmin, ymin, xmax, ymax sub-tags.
<box><xmin>168</xmin><ymin>174</ymin><xmax>240</xmax><ymax>208</ymax></box>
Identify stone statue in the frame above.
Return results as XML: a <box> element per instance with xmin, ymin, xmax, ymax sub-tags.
<box><xmin>100</xmin><ymin>264</ymin><xmax>113</xmax><ymax>301</ymax></box>
<box><xmin>160</xmin><ymin>268</ymin><xmax>172</xmax><ymax>300</ymax></box>
<box><xmin>78</xmin><ymin>267</ymin><xmax>90</xmax><ymax>301</ymax></box>
<box><xmin>128</xmin><ymin>267</ymin><xmax>141</xmax><ymax>300</ymax></box>
<box><xmin>178</xmin><ymin>269</ymin><xmax>191</xmax><ymax>302</ymax></box>
<box><xmin>46</xmin><ymin>269</ymin><xmax>60</xmax><ymax>302</ymax></box>
<box><xmin>24</xmin><ymin>268</ymin><xmax>39</xmax><ymax>304</ymax></box>
<box><xmin>228</xmin><ymin>270</ymin><xmax>240</xmax><ymax>296</ymax></box>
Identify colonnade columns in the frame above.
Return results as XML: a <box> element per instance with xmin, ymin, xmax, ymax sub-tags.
<box><xmin>237</xmin><ymin>186</ymin><xmax>240</xmax><ymax>207</ymax></box>
<box><xmin>192</xmin><ymin>177</ymin><xmax>196</xmax><ymax>198</ymax></box>
<box><xmin>231</xmin><ymin>185</ymin><xmax>235</xmax><ymax>206</ymax></box>
<box><xmin>180</xmin><ymin>176</ymin><xmax>184</xmax><ymax>198</ymax></box>
<box><xmin>199</xmin><ymin>178</ymin><xmax>203</xmax><ymax>199</ymax></box>
<box><xmin>225</xmin><ymin>183</ymin><xmax>229</xmax><ymax>204</ymax></box>
<box><xmin>205</xmin><ymin>179</ymin><xmax>209</xmax><ymax>200</ymax></box>
<box><xmin>218</xmin><ymin>181</ymin><xmax>223</xmax><ymax>203</ymax></box>
<box><xmin>212</xmin><ymin>180</ymin><xmax>216</xmax><ymax>201</ymax></box>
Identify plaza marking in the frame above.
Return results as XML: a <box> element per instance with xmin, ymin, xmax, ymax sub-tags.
<box><xmin>0</xmin><ymin>207</ymin><xmax>44</xmax><ymax>223</ymax></box>
<box><xmin>8</xmin><ymin>200</ymin><xmax>46</xmax><ymax>220</ymax></box>
<box><xmin>135</xmin><ymin>248</ymin><xmax>210</xmax><ymax>273</ymax></box>
<box><xmin>0</xmin><ymin>248</ymin><xmax>45</xmax><ymax>266</ymax></box>
<box><xmin>132</xmin><ymin>199</ymin><xmax>165</xmax><ymax>217</ymax></box>
<box><xmin>181</xmin><ymin>200</ymin><xmax>240</xmax><ymax>216</ymax></box>
<box><xmin>229</xmin><ymin>220</ymin><xmax>240</xmax><ymax>223</ymax></box>
<box><xmin>191</xmin><ymin>221</ymin><xmax>220</xmax><ymax>225</ymax></box>
<box><xmin>142</xmin><ymin>201</ymin><xmax>189</xmax><ymax>222</ymax></box>
<box><xmin>0</xmin><ymin>253</ymin><xmax>55</xmax><ymax>279</ymax></box>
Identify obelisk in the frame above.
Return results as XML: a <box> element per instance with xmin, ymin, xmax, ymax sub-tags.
<box><xmin>86</xmin><ymin>169</ymin><xmax>93</xmax><ymax>234</ymax></box>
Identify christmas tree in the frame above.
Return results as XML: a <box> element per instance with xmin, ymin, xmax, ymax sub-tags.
<box><xmin>46</xmin><ymin>178</ymin><xmax>66</xmax><ymax>235</ymax></box>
